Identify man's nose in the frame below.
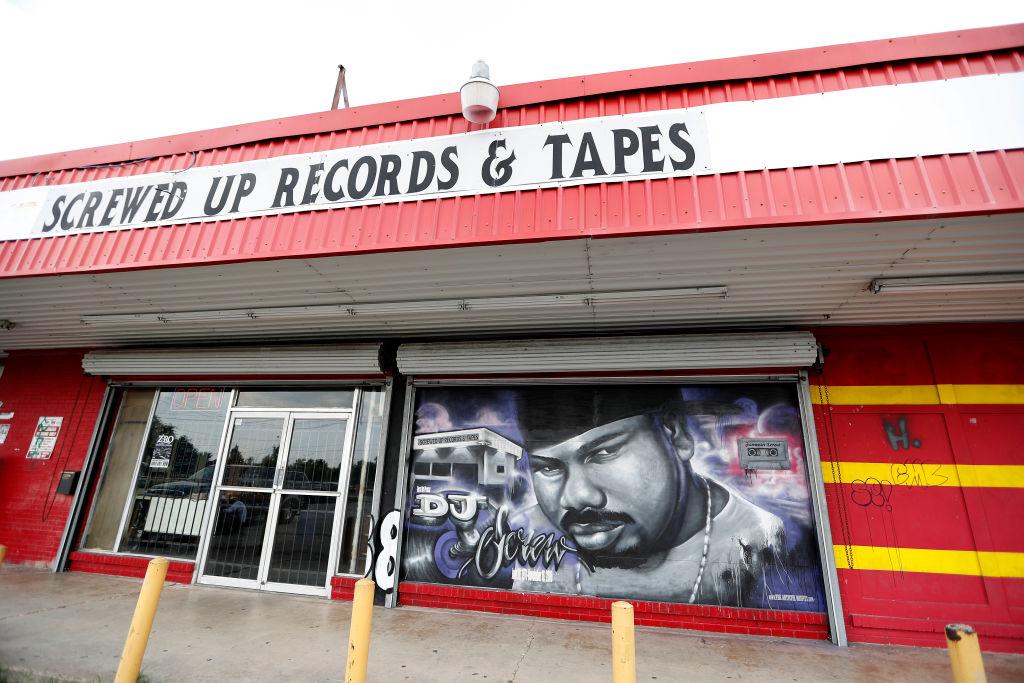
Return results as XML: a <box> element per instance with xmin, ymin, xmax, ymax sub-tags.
<box><xmin>559</xmin><ymin>467</ymin><xmax>605</xmax><ymax>511</ymax></box>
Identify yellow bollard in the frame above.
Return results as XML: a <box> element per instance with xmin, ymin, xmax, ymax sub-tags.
<box><xmin>0</xmin><ymin>544</ymin><xmax>6</xmax><ymax>565</ymax></box>
<box><xmin>344</xmin><ymin>578</ymin><xmax>376</xmax><ymax>683</ymax></box>
<box><xmin>114</xmin><ymin>557</ymin><xmax>169</xmax><ymax>683</ymax></box>
<box><xmin>611</xmin><ymin>600</ymin><xmax>636</xmax><ymax>683</ymax></box>
<box><xmin>946</xmin><ymin>624</ymin><xmax>987</xmax><ymax>683</ymax></box>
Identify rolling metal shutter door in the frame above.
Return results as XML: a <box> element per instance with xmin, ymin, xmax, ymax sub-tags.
<box><xmin>396</xmin><ymin>332</ymin><xmax>817</xmax><ymax>375</ymax></box>
<box><xmin>82</xmin><ymin>343</ymin><xmax>383</xmax><ymax>376</ymax></box>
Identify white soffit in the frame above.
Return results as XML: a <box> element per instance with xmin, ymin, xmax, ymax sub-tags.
<box><xmin>396</xmin><ymin>332</ymin><xmax>818</xmax><ymax>375</ymax></box>
<box><xmin>1</xmin><ymin>215</ymin><xmax>1022</xmax><ymax>349</ymax></box>
<box><xmin>81</xmin><ymin>344</ymin><xmax>383</xmax><ymax>376</ymax></box>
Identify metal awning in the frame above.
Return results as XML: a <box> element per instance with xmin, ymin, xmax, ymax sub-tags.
<box><xmin>81</xmin><ymin>343</ymin><xmax>383</xmax><ymax>376</ymax></box>
<box><xmin>396</xmin><ymin>332</ymin><xmax>817</xmax><ymax>375</ymax></box>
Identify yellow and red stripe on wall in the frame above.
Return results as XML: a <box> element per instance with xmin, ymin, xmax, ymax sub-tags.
<box><xmin>810</xmin><ymin>384</ymin><xmax>1024</xmax><ymax>405</ymax></box>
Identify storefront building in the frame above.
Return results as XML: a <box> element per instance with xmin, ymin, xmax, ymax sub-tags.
<box><xmin>1</xmin><ymin>25</ymin><xmax>1022</xmax><ymax>653</ymax></box>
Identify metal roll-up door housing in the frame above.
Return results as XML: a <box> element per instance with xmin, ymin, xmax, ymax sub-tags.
<box><xmin>397</xmin><ymin>332</ymin><xmax>817</xmax><ymax>375</ymax></box>
<box><xmin>82</xmin><ymin>343</ymin><xmax>383</xmax><ymax>376</ymax></box>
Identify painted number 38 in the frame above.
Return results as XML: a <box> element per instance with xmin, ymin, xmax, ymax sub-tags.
<box><xmin>365</xmin><ymin>510</ymin><xmax>402</xmax><ymax>593</ymax></box>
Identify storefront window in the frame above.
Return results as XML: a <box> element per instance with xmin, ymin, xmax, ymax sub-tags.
<box><xmin>82</xmin><ymin>382</ymin><xmax>387</xmax><ymax>582</ymax></box>
<box><xmin>80</xmin><ymin>389</ymin><xmax>157</xmax><ymax>552</ymax></box>
<box><xmin>337</xmin><ymin>387</ymin><xmax>386</xmax><ymax>575</ymax></box>
<box><xmin>118</xmin><ymin>388</ymin><xmax>231</xmax><ymax>559</ymax></box>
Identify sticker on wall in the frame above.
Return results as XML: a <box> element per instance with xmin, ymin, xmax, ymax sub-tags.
<box><xmin>26</xmin><ymin>416</ymin><xmax>63</xmax><ymax>459</ymax></box>
<box><xmin>401</xmin><ymin>384</ymin><xmax>826</xmax><ymax>612</ymax></box>
<box><xmin>0</xmin><ymin>423</ymin><xmax>10</xmax><ymax>444</ymax></box>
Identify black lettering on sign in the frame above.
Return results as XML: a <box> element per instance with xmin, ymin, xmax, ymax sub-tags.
<box><xmin>639</xmin><ymin>126</ymin><xmax>664</xmax><ymax>173</ymax></box>
<box><xmin>145</xmin><ymin>183</ymin><xmax>169</xmax><ymax>222</ymax></box>
<box><xmin>232</xmin><ymin>173</ymin><xmax>257</xmax><ymax>212</ymax></box>
<box><xmin>544</xmin><ymin>134</ymin><xmax>572</xmax><ymax>180</ymax></box>
<box><xmin>99</xmin><ymin>190</ymin><xmax>123</xmax><ymax>227</ymax></box>
<box><xmin>162</xmin><ymin>182</ymin><xmax>188</xmax><ymax>220</ymax></box>
<box><xmin>300</xmin><ymin>164</ymin><xmax>323</xmax><ymax>206</ymax></box>
<box><xmin>375</xmin><ymin>155</ymin><xmax>401</xmax><ymax>197</ymax></box>
<box><xmin>348</xmin><ymin>156</ymin><xmax>376</xmax><ymax>200</ymax></box>
<box><xmin>41</xmin><ymin>195</ymin><xmax>66</xmax><ymax>232</ymax></box>
<box><xmin>667</xmin><ymin>123</ymin><xmax>696</xmax><ymax>171</ymax></box>
<box><xmin>61</xmin><ymin>193</ymin><xmax>85</xmax><ymax>230</ymax></box>
<box><xmin>407</xmin><ymin>151</ymin><xmax>435</xmax><ymax>193</ymax></box>
<box><xmin>482</xmin><ymin>139</ymin><xmax>515</xmax><ymax>187</ymax></box>
<box><xmin>271</xmin><ymin>168</ymin><xmax>300</xmax><ymax>209</ymax></box>
<box><xmin>571</xmin><ymin>132</ymin><xmax>606</xmax><ymax>178</ymax></box>
<box><xmin>612</xmin><ymin>129</ymin><xmax>640</xmax><ymax>174</ymax></box>
<box><xmin>323</xmin><ymin>159</ymin><xmax>349</xmax><ymax>201</ymax></box>
<box><xmin>121</xmin><ymin>186</ymin><xmax>152</xmax><ymax>223</ymax></box>
<box><xmin>437</xmin><ymin>146</ymin><xmax>459</xmax><ymax>191</ymax></box>
<box><xmin>205</xmin><ymin>176</ymin><xmax>234</xmax><ymax>215</ymax></box>
<box><xmin>77</xmin><ymin>191</ymin><xmax>104</xmax><ymax>229</ymax></box>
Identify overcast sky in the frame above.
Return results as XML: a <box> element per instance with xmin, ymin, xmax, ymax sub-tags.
<box><xmin>1</xmin><ymin>0</ymin><xmax>1021</xmax><ymax>162</ymax></box>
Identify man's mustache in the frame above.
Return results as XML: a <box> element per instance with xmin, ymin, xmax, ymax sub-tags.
<box><xmin>560</xmin><ymin>508</ymin><xmax>634</xmax><ymax>528</ymax></box>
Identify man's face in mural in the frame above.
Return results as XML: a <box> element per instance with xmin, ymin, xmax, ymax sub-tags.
<box><xmin>528</xmin><ymin>411</ymin><xmax>694</xmax><ymax>567</ymax></box>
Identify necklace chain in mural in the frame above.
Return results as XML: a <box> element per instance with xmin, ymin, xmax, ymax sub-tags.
<box><xmin>572</xmin><ymin>474</ymin><xmax>714</xmax><ymax>602</ymax></box>
<box><xmin>687</xmin><ymin>474</ymin><xmax>713</xmax><ymax>603</ymax></box>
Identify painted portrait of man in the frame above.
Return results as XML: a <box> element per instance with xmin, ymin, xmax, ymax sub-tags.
<box><xmin>512</xmin><ymin>385</ymin><xmax>787</xmax><ymax>605</ymax></box>
<box><xmin>402</xmin><ymin>383</ymin><xmax>824</xmax><ymax>611</ymax></box>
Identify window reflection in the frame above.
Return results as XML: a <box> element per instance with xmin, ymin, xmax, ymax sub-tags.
<box><xmin>235</xmin><ymin>389</ymin><xmax>354</xmax><ymax>409</ymax></box>
<box><xmin>118</xmin><ymin>388</ymin><xmax>231</xmax><ymax>559</ymax></box>
<box><xmin>221</xmin><ymin>417</ymin><xmax>283</xmax><ymax>488</ymax></box>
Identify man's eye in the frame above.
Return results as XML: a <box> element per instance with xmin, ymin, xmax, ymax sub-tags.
<box><xmin>585</xmin><ymin>448</ymin><xmax>618</xmax><ymax>463</ymax></box>
<box><xmin>533</xmin><ymin>463</ymin><xmax>563</xmax><ymax>476</ymax></box>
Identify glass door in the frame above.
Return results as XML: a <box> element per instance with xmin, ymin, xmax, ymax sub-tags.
<box><xmin>198</xmin><ymin>411</ymin><xmax>353</xmax><ymax>596</ymax></box>
<box><xmin>263</xmin><ymin>414</ymin><xmax>350</xmax><ymax>594</ymax></box>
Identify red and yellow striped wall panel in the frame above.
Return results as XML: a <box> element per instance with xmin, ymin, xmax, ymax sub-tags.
<box><xmin>810</xmin><ymin>326</ymin><xmax>1024</xmax><ymax>653</ymax></box>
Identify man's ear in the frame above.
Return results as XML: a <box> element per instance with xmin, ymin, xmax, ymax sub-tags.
<box><xmin>659</xmin><ymin>405</ymin><xmax>695</xmax><ymax>461</ymax></box>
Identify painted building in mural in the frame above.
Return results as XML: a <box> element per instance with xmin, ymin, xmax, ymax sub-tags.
<box><xmin>0</xmin><ymin>24</ymin><xmax>1023</xmax><ymax>654</ymax></box>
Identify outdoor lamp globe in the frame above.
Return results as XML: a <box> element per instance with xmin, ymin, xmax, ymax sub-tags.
<box><xmin>461</xmin><ymin>60</ymin><xmax>499</xmax><ymax>124</ymax></box>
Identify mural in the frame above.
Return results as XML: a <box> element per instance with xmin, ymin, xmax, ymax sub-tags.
<box><xmin>401</xmin><ymin>384</ymin><xmax>826</xmax><ymax>611</ymax></box>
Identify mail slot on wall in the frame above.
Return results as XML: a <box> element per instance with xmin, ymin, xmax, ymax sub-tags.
<box><xmin>56</xmin><ymin>470</ymin><xmax>80</xmax><ymax>495</ymax></box>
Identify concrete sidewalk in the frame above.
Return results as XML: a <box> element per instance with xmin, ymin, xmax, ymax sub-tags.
<box><xmin>1</xmin><ymin>567</ymin><xmax>1022</xmax><ymax>682</ymax></box>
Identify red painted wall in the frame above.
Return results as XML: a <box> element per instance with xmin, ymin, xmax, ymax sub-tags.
<box><xmin>812</xmin><ymin>324</ymin><xmax>1024</xmax><ymax>653</ymax></box>
<box><xmin>2</xmin><ymin>325</ymin><xmax>1022</xmax><ymax>653</ymax></box>
<box><xmin>0</xmin><ymin>350</ymin><xmax>107</xmax><ymax>565</ymax></box>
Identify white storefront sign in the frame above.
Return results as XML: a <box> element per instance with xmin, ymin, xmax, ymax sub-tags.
<box><xmin>0</xmin><ymin>72</ymin><xmax>1021</xmax><ymax>243</ymax></box>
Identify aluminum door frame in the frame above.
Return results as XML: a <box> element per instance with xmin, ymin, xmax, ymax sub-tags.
<box><xmin>261</xmin><ymin>406</ymin><xmax>359</xmax><ymax>596</ymax></box>
<box><xmin>197</xmin><ymin>410</ymin><xmax>292</xmax><ymax>592</ymax></box>
<box><xmin>197</xmin><ymin>402</ymin><xmax>360</xmax><ymax>596</ymax></box>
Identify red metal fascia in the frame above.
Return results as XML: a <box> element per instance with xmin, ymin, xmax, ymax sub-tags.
<box><xmin>0</xmin><ymin>23</ymin><xmax>1021</xmax><ymax>178</ymax></box>
<box><xmin>2</xmin><ymin>150</ymin><xmax>1022</xmax><ymax>279</ymax></box>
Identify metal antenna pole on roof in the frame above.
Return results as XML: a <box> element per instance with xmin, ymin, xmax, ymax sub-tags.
<box><xmin>331</xmin><ymin>65</ymin><xmax>350</xmax><ymax>109</ymax></box>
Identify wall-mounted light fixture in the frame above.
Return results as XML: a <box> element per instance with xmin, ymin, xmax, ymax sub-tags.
<box><xmin>869</xmin><ymin>272</ymin><xmax>1024</xmax><ymax>294</ymax></box>
<box><xmin>460</xmin><ymin>60</ymin><xmax>499</xmax><ymax>124</ymax></box>
<box><xmin>79</xmin><ymin>286</ymin><xmax>728</xmax><ymax>326</ymax></box>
